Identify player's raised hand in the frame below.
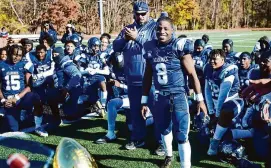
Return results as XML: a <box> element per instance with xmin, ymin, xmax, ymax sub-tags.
<box><xmin>124</xmin><ymin>26</ymin><xmax>138</xmax><ymax>41</ymax></box>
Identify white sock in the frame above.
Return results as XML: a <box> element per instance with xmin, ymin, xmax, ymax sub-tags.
<box><xmin>178</xmin><ymin>141</ymin><xmax>191</xmax><ymax>168</ymax></box>
<box><xmin>101</xmin><ymin>91</ymin><xmax>108</xmax><ymax>106</ymax></box>
<box><xmin>34</xmin><ymin>116</ymin><xmax>43</xmax><ymax>129</ymax></box>
<box><xmin>213</xmin><ymin>124</ymin><xmax>228</xmax><ymax>140</ymax></box>
<box><xmin>106</xmin><ymin>131</ymin><xmax>116</xmax><ymax>139</ymax></box>
<box><xmin>161</xmin><ymin>132</ymin><xmax>173</xmax><ymax>157</ymax></box>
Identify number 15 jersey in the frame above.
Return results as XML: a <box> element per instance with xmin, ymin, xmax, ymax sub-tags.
<box><xmin>0</xmin><ymin>61</ymin><xmax>33</xmax><ymax>97</ymax></box>
<box><xmin>143</xmin><ymin>38</ymin><xmax>194</xmax><ymax>93</ymax></box>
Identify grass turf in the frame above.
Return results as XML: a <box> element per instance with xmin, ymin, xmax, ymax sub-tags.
<box><xmin>0</xmin><ymin>113</ymin><xmax>265</xmax><ymax>168</ymax></box>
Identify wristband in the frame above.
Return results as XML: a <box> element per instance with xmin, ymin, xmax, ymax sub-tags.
<box><xmin>15</xmin><ymin>94</ymin><xmax>21</xmax><ymax>101</ymax></box>
<box><xmin>141</xmin><ymin>96</ymin><xmax>148</xmax><ymax>105</ymax></box>
<box><xmin>195</xmin><ymin>93</ymin><xmax>204</xmax><ymax>102</ymax></box>
<box><xmin>1</xmin><ymin>98</ymin><xmax>6</xmax><ymax>103</ymax></box>
<box><xmin>119</xmin><ymin>84</ymin><xmax>124</xmax><ymax>89</ymax></box>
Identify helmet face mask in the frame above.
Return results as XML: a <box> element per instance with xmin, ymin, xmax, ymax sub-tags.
<box><xmin>88</xmin><ymin>37</ymin><xmax>101</xmax><ymax>55</ymax></box>
<box><xmin>66</xmin><ymin>34</ymin><xmax>81</xmax><ymax>48</ymax></box>
<box><xmin>218</xmin><ymin>140</ymin><xmax>247</xmax><ymax>164</ymax></box>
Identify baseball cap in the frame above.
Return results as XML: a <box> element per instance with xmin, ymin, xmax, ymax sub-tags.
<box><xmin>133</xmin><ymin>1</ymin><xmax>149</xmax><ymax>13</ymax></box>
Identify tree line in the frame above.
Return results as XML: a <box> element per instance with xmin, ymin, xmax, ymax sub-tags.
<box><xmin>0</xmin><ymin>0</ymin><xmax>270</xmax><ymax>35</ymax></box>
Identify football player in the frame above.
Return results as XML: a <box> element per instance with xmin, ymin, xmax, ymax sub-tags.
<box><xmin>202</xmin><ymin>34</ymin><xmax>213</xmax><ymax>50</ymax></box>
<box><xmin>222</xmin><ymin>39</ymin><xmax>240</xmax><ymax>64</ymax></box>
<box><xmin>141</xmin><ymin>17</ymin><xmax>207</xmax><ymax>168</ymax></box>
<box><xmin>52</xmin><ymin>47</ymin><xmax>82</xmax><ymax>120</ymax></box>
<box><xmin>205</xmin><ymin>49</ymin><xmax>244</xmax><ymax>156</ymax></box>
<box><xmin>78</xmin><ymin>37</ymin><xmax>109</xmax><ymax>110</ymax></box>
<box><xmin>193</xmin><ymin>39</ymin><xmax>211</xmax><ymax>86</ymax></box>
<box><xmin>39</xmin><ymin>21</ymin><xmax>57</xmax><ymax>45</ymax></box>
<box><xmin>64</xmin><ymin>35</ymin><xmax>81</xmax><ymax>64</ymax></box>
<box><xmin>238</xmin><ymin>52</ymin><xmax>258</xmax><ymax>92</ymax></box>
<box><xmin>0</xmin><ymin>45</ymin><xmax>48</xmax><ymax>136</ymax></box>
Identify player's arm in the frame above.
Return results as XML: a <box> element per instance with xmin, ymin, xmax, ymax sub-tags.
<box><xmin>63</xmin><ymin>64</ymin><xmax>81</xmax><ymax>91</ymax></box>
<box><xmin>204</xmin><ymin>79</ymin><xmax>215</xmax><ymax>115</ymax></box>
<box><xmin>37</xmin><ymin>61</ymin><xmax>55</xmax><ymax>79</ymax></box>
<box><xmin>113</xmin><ymin>30</ymin><xmax>128</xmax><ymax>52</ymax></box>
<box><xmin>111</xmin><ymin>79</ymin><xmax>128</xmax><ymax>91</ymax></box>
<box><xmin>0</xmin><ymin>85</ymin><xmax>5</xmax><ymax>102</ymax></box>
<box><xmin>182</xmin><ymin>53</ymin><xmax>207</xmax><ymax>115</ymax></box>
<box><xmin>18</xmin><ymin>72</ymin><xmax>32</xmax><ymax>98</ymax></box>
<box><xmin>95</xmin><ymin>62</ymin><xmax>110</xmax><ymax>75</ymax></box>
<box><xmin>141</xmin><ymin>61</ymin><xmax>153</xmax><ymax>119</ymax></box>
<box><xmin>215</xmin><ymin>68</ymin><xmax>237</xmax><ymax>117</ymax></box>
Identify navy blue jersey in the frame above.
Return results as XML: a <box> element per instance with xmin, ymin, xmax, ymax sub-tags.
<box><xmin>204</xmin><ymin>63</ymin><xmax>240</xmax><ymax>115</ymax></box>
<box><xmin>54</xmin><ymin>56</ymin><xmax>81</xmax><ymax>90</ymax></box>
<box><xmin>193</xmin><ymin>49</ymin><xmax>210</xmax><ymax>78</ymax></box>
<box><xmin>78</xmin><ymin>53</ymin><xmax>106</xmax><ymax>71</ymax></box>
<box><xmin>28</xmin><ymin>51</ymin><xmax>53</xmax><ymax>75</ymax></box>
<box><xmin>144</xmin><ymin>38</ymin><xmax>193</xmax><ymax>93</ymax></box>
<box><xmin>113</xmin><ymin>19</ymin><xmax>157</xmax><ymax>86</ymax></box>
<box><xmin>66</xmin><ymin>48</ymin><xmax>81</xmax><ymax>62</ymax></box>
<box><xmin>238</xmin><ymin>64</ymin><xmax>258</xmax><ymax>89</ymax></box>
<box><xmin>226</xmin><ymin>51</ymin><xmax>240</xmax><ymax>64</ymax></box>
<box><xmin>0</xmin><ymin>61</ymin><xmax>33</xmax><ymax>97</ymax></box>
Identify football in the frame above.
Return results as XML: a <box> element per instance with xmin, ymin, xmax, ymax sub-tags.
<box><xmin>53</xmin><ymin>137</ymin><xmax>98</xmax><ymax>168</ymax></box>
<box><xmin>6</xmin><ymin>153</ymin><xmax>30</xmax><ymax>168</ymax></box>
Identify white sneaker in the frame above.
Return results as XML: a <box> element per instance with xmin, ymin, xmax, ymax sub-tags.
<box><xmin>35</xmin><ymin>127</ymin><xmax>48</xmax><ymax>137</ymax></box>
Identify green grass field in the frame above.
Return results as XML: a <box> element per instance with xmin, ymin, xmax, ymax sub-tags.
<box><xmin>0</xmin><ymin>30</ymin><xmax>270</xmax><ymax>168</ymax></box>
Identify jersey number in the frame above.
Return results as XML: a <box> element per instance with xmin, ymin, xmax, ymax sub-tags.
<box><xmin>5</xmin><ymin>75</ymin><xmax>20</xmax><ymax>90</ymax></box>
<box><xmin>156</xmin><ymin>63</ymin><xmax>168</xmax><ymax>85</ymax></box>
<box><xmin>88</xmin><ymin>62</ymin><xmax>100</xmax><ymax>69</ymax></box>
<box><xmin>37</xmin><ymin>65</ymin><xmax>50</xmax><ymax>73</ymax></box>
<box><xmin>209</xmin><ymin>82</ymin><xmax>219</xmax><ymax>98</ymax></box>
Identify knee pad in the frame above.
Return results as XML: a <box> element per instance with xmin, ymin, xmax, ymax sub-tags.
<box><xmin>218</xmin><ymin>108</ymin><xmax>234</xmax><ymax>127</ymax></box>
<box><xmin>178</xmin><ymin>139</ymin><xmax>189</xmax><ymax>144</ymax></box>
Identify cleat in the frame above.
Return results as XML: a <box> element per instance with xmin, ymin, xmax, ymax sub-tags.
<box><xmin>96</xmin><ymin>135</ymin><xmax>116</xmax><ymax>144</ymax></box>
<box><xmin>35</xmin><ymin>127</ymin><xmax>48</xmax><ymax>137</ymax></box>
<box><xmin>160</xmin><ymin>156</ymin><xmax>172</xmax><ymax>168</ymax></box>
<box><xmin>155</xmin><ymin>144</ymin><xmax>166</xmax><ymax>156</ymax></box>
<box><xmin>125</xmin><ymin>140</ymin><xmax>145</xmax><ymax>150</ymax></box>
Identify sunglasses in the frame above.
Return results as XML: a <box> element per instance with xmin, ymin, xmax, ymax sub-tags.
<box><xmin>136</xmin><ymin>12</ymin><xmax>147</xmax><ymax>16</ymax></box>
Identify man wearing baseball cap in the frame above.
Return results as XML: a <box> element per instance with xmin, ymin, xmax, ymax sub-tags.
<box><xmin>112</xmin><ymin>1</ymin><xmax>165</xmax><ymax>156</ymax></box>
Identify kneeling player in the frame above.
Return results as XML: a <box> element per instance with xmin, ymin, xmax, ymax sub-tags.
<box><xmin>52</xmin><ymin>47</ymin><xmax>82</xmax><ymax>120</ymax></box>
<box><xmin>141</xmin><ymin>17</ymin><xmax>207</xmax><ymax>168</ymax></box>
<box><xmin>78</xmin><ymin>37</ymin><xmax>109</xmax><ymax>110</ymax></box>
<box><xmin>0</xmin><ymin>45</ymin><xmax>47</xmax><ymax>136</ymax></box>
<box><xmin>205</xmin><ymin>49</ymin><xmax>244</xmax><ymax>156</ymax></box>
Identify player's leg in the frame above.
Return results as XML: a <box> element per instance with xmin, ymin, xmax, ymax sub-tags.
<box><xmin>125</xmin><ymin>85</ymin><xmax>146</xmax><ymax>150</ymax></box>
<box><xmin>172</xmin><ymin>93</ymin><xmax>191</xmax><ymax>168</ymax></box>
<box><xmin>18</xmin><ymin>92</ymin><xmax>48</xmax><ymax>137</ymax></box>
<box><xmin>96</xmin><ymin>97</ymin><xmax>124</xmax><ymax>144</ymax></box>
<box><xmin>3</xmin><ymin>108</ymin><xmax>20</xmax><ymax>132</ymax></box>
<box><xmin>156</xmin><ymin>93</ymin><xmax>174</xmax><ymax>168</ymax></box>
<box><xmin>208</xmin><ymin>99</ymin><xmax>244</xmax><ymax>155</ymax></box>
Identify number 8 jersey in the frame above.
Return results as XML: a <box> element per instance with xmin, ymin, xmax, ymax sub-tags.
<box><xmin>0</xmin><ymin>61</ymin><xmax>33</xmax><ymax>97</ymax></box>
<box><xmin>143</xmin><ymin>38</ymin><xmax>194</xmax><ymax>93</ymax></box>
